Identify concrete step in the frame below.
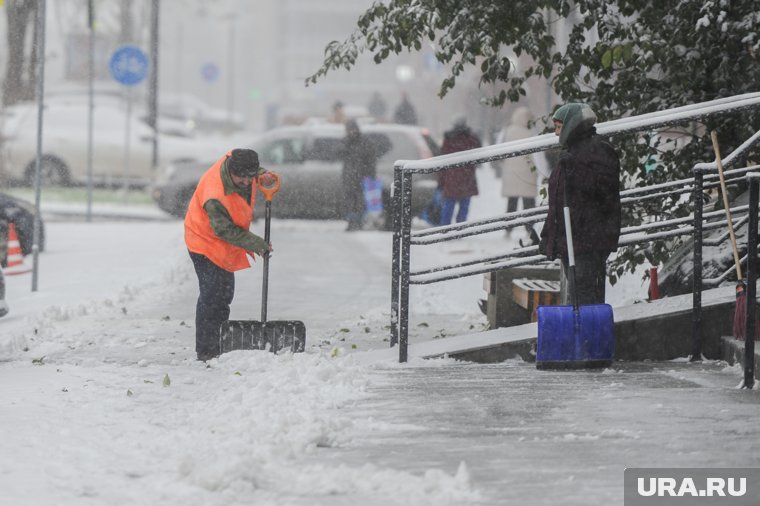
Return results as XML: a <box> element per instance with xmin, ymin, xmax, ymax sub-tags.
<box><xmin>358</xmin><ymin>284</ymin><xmax>750</xmax><ymax>373</ymax></box>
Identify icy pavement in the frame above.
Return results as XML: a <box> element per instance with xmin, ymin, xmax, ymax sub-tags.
<box><xmin>316</xmin><ymin>358</ymin><xmax>760</xmax><ymax>506</ymax></box>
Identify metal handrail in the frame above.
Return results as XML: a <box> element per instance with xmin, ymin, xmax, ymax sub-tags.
<box><xmin>690</xmin><ymin>132</ymin><xmax>760</xmax><ymax>360</ymax></box>
<box><xmin>741</xmin><ymin>173</ymin><xmax>758</xmax><ymax>388</ymax></box>
<box><xmin>391</xmin><ymin>94</ymin><xmax>760</xmax><ymax>362</ymax></box>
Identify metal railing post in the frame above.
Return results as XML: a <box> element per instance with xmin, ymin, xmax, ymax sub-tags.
<box><xmin>744</xmin><ymin>174</ymin><xmax>758</xmax><ymax>388</ymax></box>
<box><xmin>390</xmin><ymin>165</ymin><xmax>403</xmax><ymax>348</ymax></box>
<box><xmin>691</xmin><ymin>168</ymin><xmax>705</xmax><ymax>360</ymax></box>
<box><xmin>399</xmin><ymin>171</ymin><xmax>413</xmax><ymax>363</ymax></box>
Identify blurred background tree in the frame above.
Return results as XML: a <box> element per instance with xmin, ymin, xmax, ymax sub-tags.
<box><xmin>308</xmin><ymin>0</ymin><xmax>760</xmax><ymax>280</ymax></box>
<box><xmin>4</xmin><ymin>0</ymin><xmax>39</xmax><ymax>105</ymax></box>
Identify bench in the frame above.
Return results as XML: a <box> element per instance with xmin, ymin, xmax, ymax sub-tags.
<box><xmin>511</xmin><ymin>278</ymin><xmax>561</xmax><ymax>321</ymax></box>
<box><xmin>483</xmin><ymin>265</ymin><xmax>560</xmax><ymax>329</ymax></box>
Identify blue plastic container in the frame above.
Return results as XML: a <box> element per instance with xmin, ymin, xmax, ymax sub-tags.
<box><xmin>536</xmin><ymin>304</ymin><xmax>615</xmax><ymax>369</ymax></box>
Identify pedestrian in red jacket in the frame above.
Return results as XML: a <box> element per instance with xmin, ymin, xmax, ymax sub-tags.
<box><xmin>437</xmin><ymin>117</ymin><xmax>481</xmax><ymax>225</ymax></box>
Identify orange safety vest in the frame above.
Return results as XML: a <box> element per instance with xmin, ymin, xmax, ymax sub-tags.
<box><xmin>184</xmin><ymin>152</ymin><xmax>257</xmax><ymax>272</ymax></box>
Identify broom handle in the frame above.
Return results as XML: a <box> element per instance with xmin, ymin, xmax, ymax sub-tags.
<box><xmin>711</xmin><ymin>130</ymin><xmax>743</xmax><ymax>280</ymax></box>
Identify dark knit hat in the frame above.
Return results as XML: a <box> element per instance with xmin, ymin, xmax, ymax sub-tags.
<box><xmin>227</xmin><ymin>149</ymin><xmax>260</xmax><ymax>177</ymax></box>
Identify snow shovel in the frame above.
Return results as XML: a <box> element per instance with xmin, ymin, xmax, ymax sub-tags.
<box><xmin>219</xmin><ymin>172</ymin><xmax>306</xmax><ymax>354</ymax></box>
<box><xmin>711</xmin><ymin>131</ymin><xmax>759</xmax><ymax>340</ymax></box>
<box><xmin>535</xmin><ymin>173</ymin><xmax>615</xmax><ymax>369</ymax></box>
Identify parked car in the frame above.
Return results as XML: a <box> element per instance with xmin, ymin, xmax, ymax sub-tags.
<box><xmin>0</xmin><ymin>101</ymin><xmax>224</xmax><ymax>188</ymax></box>
<box><xmin>157</xmin><ymin>93</ymin><xmax>246</xmax><ymax>134</ymax></box>
<box><xmin>151</xmin><ymin>122</ymin><xmax>441</xmax><ymax>224</ymax></box>
<box><xmin>0</xmin><ymin>192</ymin><xmax>44</xmax><ymax>266</ymax></box>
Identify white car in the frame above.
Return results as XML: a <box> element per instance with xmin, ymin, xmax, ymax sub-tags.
<box><xmin>0</xmin><ymin>101</ymin><xmax>225</xmax><ymax>187</ymax></box>
<box><xmin>158</xmin><ymin>93</ymin><xmax>245</xmax><ymax>134</ymax></box>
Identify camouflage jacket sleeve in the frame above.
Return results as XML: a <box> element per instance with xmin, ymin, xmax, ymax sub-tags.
<box><xmin>203</xmin><ymin>199</ymin><xmax>268</xmax><ymax>254</ymax></box>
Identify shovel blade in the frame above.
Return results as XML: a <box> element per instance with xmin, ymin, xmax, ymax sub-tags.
<box><xmin>219</xmin><ymin>320</ymin><xmax>306</xmax><ymax>354</ymax></box>
<box><xmin>536</xmin><ymin>304</ymin><xmax>615</xmax><ymax>369</ymax></box>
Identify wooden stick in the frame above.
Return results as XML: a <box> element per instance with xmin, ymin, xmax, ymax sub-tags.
<box><xmin>711</xmin><ymin>130</ymin><xmax>743</xmax><ymax>280</ymax></box>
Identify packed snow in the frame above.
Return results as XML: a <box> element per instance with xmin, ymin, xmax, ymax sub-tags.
<box><xmin>1</xmin><ymin>165</ymin><xmax>752</xmax><ymax>506</ymax></box>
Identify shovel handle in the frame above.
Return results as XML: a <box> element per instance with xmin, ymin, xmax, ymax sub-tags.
<box><xmin>258</xmin><ymin>171</ymin><xmax>281</xmax><ymax>202</ymax></box>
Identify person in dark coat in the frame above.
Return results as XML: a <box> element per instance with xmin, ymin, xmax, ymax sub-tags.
<box><xmin>368</xmin><ymin>92</ymin><xmax>387</xmax><ymax>122</ymax></box>
<box><xmin>437</xmin><ymin>117</ymin><xmax>481</xmax><ymax>225</ymax></box>
<box><xmin>538</xmin><ymin>103</ymin><xmax>621</xmax><ymax>305</ymax></box>
<box><xmin>393</xmin><ymin>93</ymin><xmax>418</xmax><ymax>125</ymax></box>
<box><xmin>341</xmin><ymin>120</ymin><xmax>380</xmax><ymax>231</ymax></box>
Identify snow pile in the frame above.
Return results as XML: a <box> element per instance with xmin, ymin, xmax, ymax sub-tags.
<box><xmin>4</xmin><ymin>345</ymin><xmax>480</xmax><ymax>505</ymax></box>
<box><xmin>0</xmin><ymin>219</ymin><xmax>482</xmax><ymax>505</ymax></box>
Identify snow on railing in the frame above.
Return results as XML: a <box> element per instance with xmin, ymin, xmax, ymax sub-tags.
<box><xmin>390</xmin><ymin>94</ymin><xmax>760</xmax><ymax>362</ymax></box>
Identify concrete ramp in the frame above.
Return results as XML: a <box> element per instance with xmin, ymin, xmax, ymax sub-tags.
<box><xmin>356</xmin><ymin>284</ymin><xmax>740</xmax><ymax>365</ymax></box>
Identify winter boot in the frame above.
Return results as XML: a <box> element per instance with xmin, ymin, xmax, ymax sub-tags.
<box><xmin>0</xmin><ymin>300</ymin><xmax>8</xmax><ymax>318</ymax></box>
<box><xmin>520</xmin><ymin>228</ymin><xmax>541</xmax><ymax>248</ymax></box>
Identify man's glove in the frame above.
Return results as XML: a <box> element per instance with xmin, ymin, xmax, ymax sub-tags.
<box><xmin>247</xmin><ymin>235</ymin><xmax>271</xmax><ymax>257</ymax></box>
<box><xmin>258</xmin><ymin>171</ymin><xmax>278</xmax><ymax>188</ymax></box>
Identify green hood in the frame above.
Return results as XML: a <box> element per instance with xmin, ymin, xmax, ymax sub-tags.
<box><xmin>552</xmin><ymin>103</ymin><xmax>597</xmax><ymax>147</ymax></box>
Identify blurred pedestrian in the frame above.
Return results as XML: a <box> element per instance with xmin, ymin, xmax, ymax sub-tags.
<box><xmin>437</xmin><ymin>116</ymin><xmax>481</xmax><ymax>225</ymax></box>
<box><xmin>341</xmin><ymin>120</ymin><xmax>383</xmax><ymax>231</ymax></box>
<box><xmin>538</xmin><ymin>103</ymin><xmax>621</xmax><ymax>305</ymax></box>
<box><xmin>0</xmin><ymin>213</ymin><xmax>9</xmax><ymax>318</ymax></box>
<box><xmin>184</xmin><ymin>149</ymin><xmax>274</xmax><ymax>361</ymax></box>
<box><xmin>498</xmin><ymin>107</ymin><xmax>539</xmax><ymax>243</ymax></box>
<box><xmin>329</xmin><ymin>100</ymin><xmax>346</xmax><ymax>124</ymax></box>
<box><xmin>393</xmin><ymin>93</ymin><xmax>418</xmax><ymax>125</ymax></box>
<box><xmin>368</xmin><ymin>92</ymin><xmax>387</xmax><ymax>122</ymax></box>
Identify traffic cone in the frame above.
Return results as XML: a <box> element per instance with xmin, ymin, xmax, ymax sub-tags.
<box><xmin>3</xmin><ymin>223</ymin><xmax>32</xmax><ymax>276</ymax></box>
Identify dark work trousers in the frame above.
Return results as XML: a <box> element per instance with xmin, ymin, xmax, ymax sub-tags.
<box><xmin>189</xmin><ymin>251</ymin><xmax>235</xmax><ymax>356</ymax></box>
<box><xmin>506</xmin><ymin>196</ymin><xmax>536</xmax><ymax>213</ymax></box>
<box><xmin>560</xmin><ymin>251</ymin><xmax>608</xmax><ymax>306</ymax></box>
<box><xmin>507</xmin><ymin>196</ymin><xmax>536</xmax><ymax>236</ymax></box>
<box><xmin>342</xmin><ymin>182</ymin><xmax>365</xmax><ymax>230</ymax></box>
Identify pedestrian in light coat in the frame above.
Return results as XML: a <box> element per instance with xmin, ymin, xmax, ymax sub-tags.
<box><xmin>498</xmin><ymin>107</ymin><xmax>539</xmax><ymax>241</ymax></box>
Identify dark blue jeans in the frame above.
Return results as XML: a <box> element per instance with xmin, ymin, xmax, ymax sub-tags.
<box><xmin>189</xmin><ymin>252</ymin><xmax>235</xmax><ymax>356</ymax></box>
<box><xmin>439</xmin><ymin>197</ymin><xmax>471</xmax><ymax>225</ymax></box>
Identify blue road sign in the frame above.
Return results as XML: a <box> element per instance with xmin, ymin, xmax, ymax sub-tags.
<box><xmin>201</xmin><ymin>62</ymin><xmax>220</xmax><ymax>83</ymax></box>
<box><xmin>109</xmin><ymin>46</ymin><xmax>149</xmax><ymax>86</ymax></box>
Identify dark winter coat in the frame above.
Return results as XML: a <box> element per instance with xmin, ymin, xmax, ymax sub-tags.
<box><xmin>539</xmin><ymin>123</ymin><xmax>621</xmax><ymax>261</ymax></box>
<box><xmin>393</xmin><ymin>98</ymin><xmax>418</xmax><ymax>125</ymax></box>
<box><xmin>342</xmin><ymin>132</ymin><xmax>379</xmax><ymax>190</ymax></box>
<box><xmin>437</xmin><ymin>125</ymin><xmax>481</xmax><ymax>199</ymax></box>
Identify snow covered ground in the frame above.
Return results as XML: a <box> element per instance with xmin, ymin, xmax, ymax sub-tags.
<box><xmin>1</xmin><ymin>166</ymin><xmax>756</xmax><ymax>505</ymax></box>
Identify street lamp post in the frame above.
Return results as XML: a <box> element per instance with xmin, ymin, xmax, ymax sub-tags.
<box><xmin>226</xmin><ymin>15</ymin><xmax>236</xmax><ymax>124</ymax></box>
<box><xmin>32</xmin><ymin>0</ymin><xmax>47</xmax><ymax>292</ymax></box>
<box><xmin>148</xmin><ymin>0</ymin><xmax>160</xmax><ymax>170</ymax></box>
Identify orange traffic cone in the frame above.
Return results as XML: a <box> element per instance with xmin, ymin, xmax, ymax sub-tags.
<box><xmin>3</xmin><ymin>223</ymin><xmax>32</xmax><ymax>276</ymax></box>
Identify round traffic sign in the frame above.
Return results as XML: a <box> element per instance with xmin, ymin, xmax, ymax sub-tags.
<box><xmin>109</xmin><ymin>46</ymin><xmax>149</xmax><ymax>86</ymax></box>
<box><xmin>201</xmin><ymin>62</ymin><xmax>220</xmax><ymax>83</ymax></box>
